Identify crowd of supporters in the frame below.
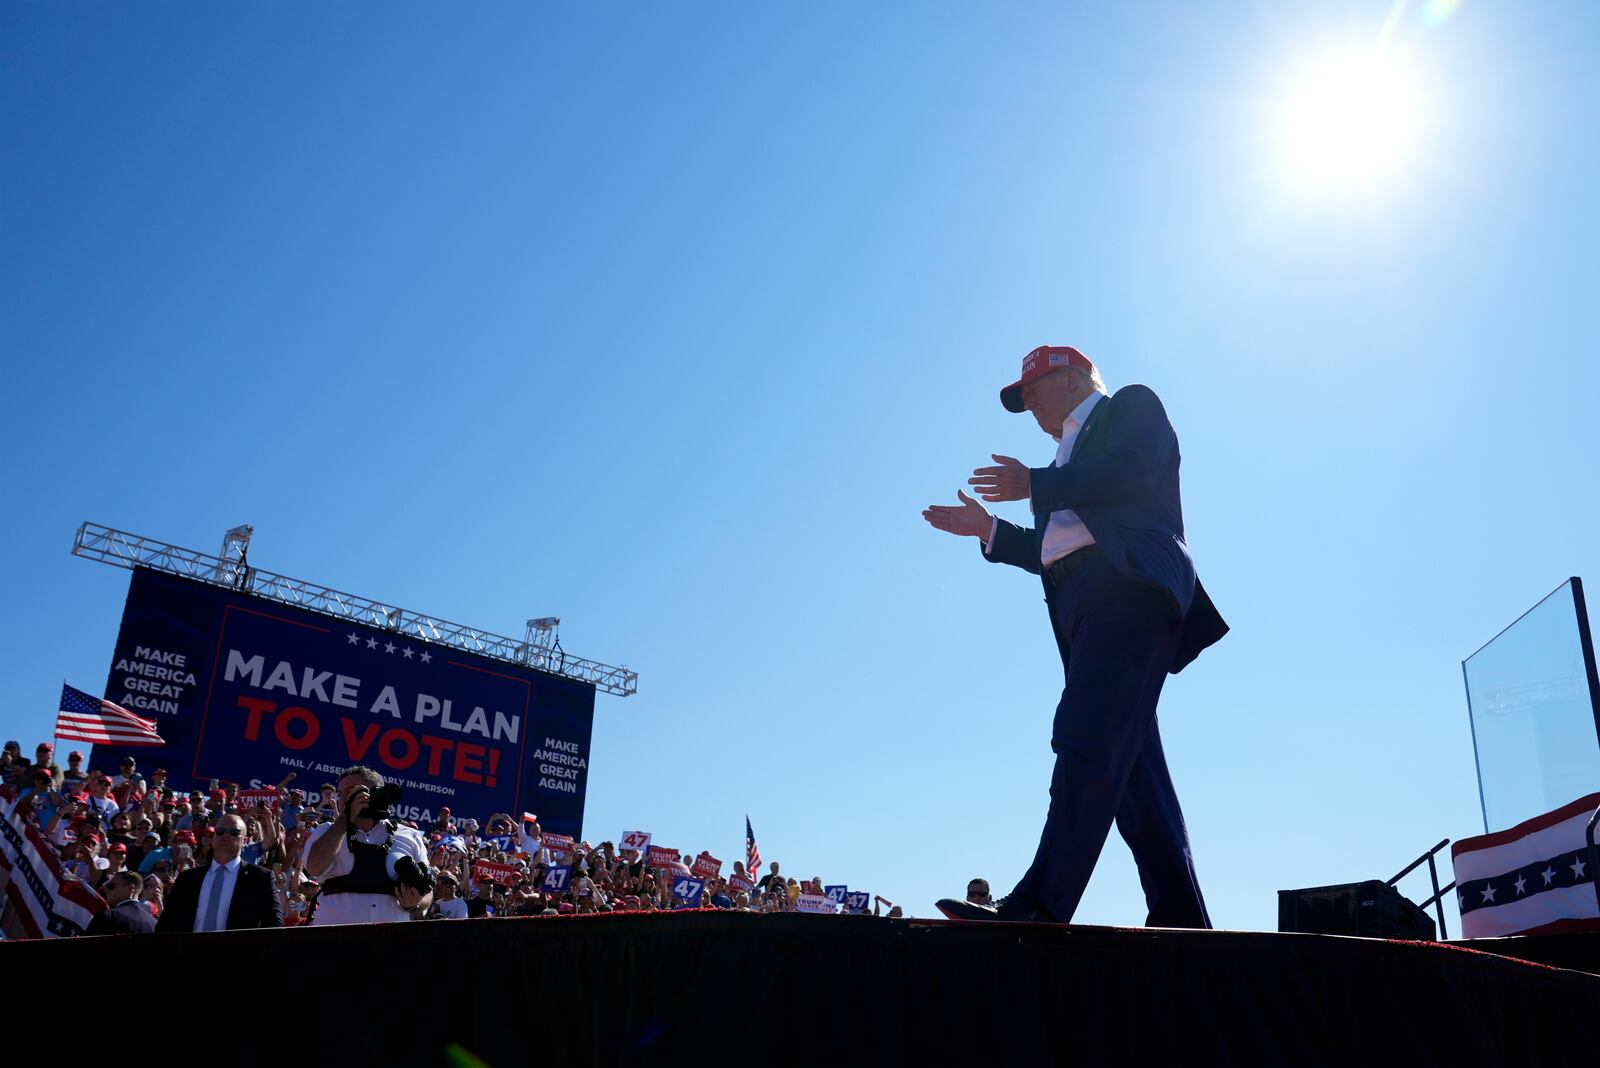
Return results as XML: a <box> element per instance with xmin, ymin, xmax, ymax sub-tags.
<box><xmin>1</xmin><ymin>740</ymin><xmax>902</xmax><ymax>929</ymax></box>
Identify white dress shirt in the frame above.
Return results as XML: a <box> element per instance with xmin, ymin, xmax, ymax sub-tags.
<box><xmin>985</xmin><ymin>390</ymin><xmax>1105</xmax><ymax>566</ymax></box>
<box><xmin>194</xmin><ymin>855</ymin><xmax>242</xmax><ymax>932</ymax></box>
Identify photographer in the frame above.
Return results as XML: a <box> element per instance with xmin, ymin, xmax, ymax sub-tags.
<box><xmin>301</xmin><ymin>765</ymin><xmax>432</xmax><ymax>925</ymax></box>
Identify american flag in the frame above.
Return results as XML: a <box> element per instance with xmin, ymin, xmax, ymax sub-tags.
<box><xmin>746</xmin><ymin>815</ymin><xmax>762</xmax><ymax>879</ymax></box>
<box><xmin>54</xmin><ymin>683</ymin><xmax>166</xmax><ymax>747</ymax></box>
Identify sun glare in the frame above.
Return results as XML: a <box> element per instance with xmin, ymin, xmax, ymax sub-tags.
<box><xmin>1280</xmin><ymin>48</ymin><xmax>1423</xmax><ymax>190</ymax></box>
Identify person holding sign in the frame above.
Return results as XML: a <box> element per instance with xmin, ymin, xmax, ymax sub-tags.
<box><xmin>923</xmin><ymin>346</ymin><xmax>1225</xmax><ymax>928</ymax></box>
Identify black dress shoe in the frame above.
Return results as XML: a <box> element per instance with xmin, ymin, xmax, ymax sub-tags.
<box><xmin>935</xmin><ymin>898</ymin><xmax>998</xmax><ymax>921</ymax></box>
<box><xmin>994</xmin><ymin>894</ymin><xmax>1052</xmax><ymax>922</ymax></box>
<box><xmin>935</xmin><ymin>895</ymin><xmax>1052</xmax><ymax>923</ymax></box>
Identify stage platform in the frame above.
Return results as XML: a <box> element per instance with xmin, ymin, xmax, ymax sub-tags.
<box><xmin>6</xmin><ymin>912</ymin><xmax>1598</xmax><ymax>1065</ymax></box>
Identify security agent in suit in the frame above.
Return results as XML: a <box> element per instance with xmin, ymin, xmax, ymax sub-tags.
<box><xmin>924</xmin><ymin>345</ymin><xmax>1226</xmax><ymax>928</ymax></box>
<box><xmin>156</xmin><ymin>812</ymin><xmax>284</xmax><ymax>932</ymax></box>
<box><xmin>84</xmin><ymin>870</ymin><xmax>156</xmax><ymax>935</ymax></box>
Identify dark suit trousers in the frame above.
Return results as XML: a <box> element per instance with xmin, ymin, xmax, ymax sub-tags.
<box><xmin>1010</xmin><ymin>550</ymin><xmax>1211</xmax><ymax>929</ymax></box>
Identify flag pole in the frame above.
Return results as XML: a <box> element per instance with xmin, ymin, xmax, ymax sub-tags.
<box><xmin>54</xmin><ymin>679</ymin><xmax>64</xmax><ymax>778</ymax></box>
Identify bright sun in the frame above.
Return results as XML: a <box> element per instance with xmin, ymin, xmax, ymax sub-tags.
<box><xmin>1280</xmin><ymin>48</ymin><xmax>1423</xmax><ymax>189</ymax></box>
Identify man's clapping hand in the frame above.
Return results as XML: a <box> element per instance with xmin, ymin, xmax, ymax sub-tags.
<box><xmin>922</xmin><ymin>489</ymin><xmax>991</xmax><ymax>538</ymax></box>
<box><xmin>969</xmin><ymin>454</ymin><xmax>1030</xmax><ymax>502</ymax></box>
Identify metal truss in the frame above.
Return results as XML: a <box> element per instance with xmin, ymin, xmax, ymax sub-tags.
<box><xmin>72</xmin><ymin>522</ymin><xmax>638</xmax><ymax>698</ymax></box>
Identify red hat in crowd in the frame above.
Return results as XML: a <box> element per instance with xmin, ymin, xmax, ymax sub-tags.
<box><xmin>36</xmin><ymin>742</ymin><xmax>53</xmax><ymax>753</ymax></box>
<box><xmin>999</xmin><ymin>345</ymin><xmax>1095</xmax><ymax>413</ymax></box>
<box><xmin>68</xmin><ymin>750</ymin><xmax>83</xmax><ymax>760</ymax></box>
<box><xmin>110</xmin><ymin>844</ymin><xmax>127</xmax><ymax>854</ymax></box>
<box><xmin>173</xmin><ymin>830</ymin><xmax>196</xmax><ymax>844</ymax></box>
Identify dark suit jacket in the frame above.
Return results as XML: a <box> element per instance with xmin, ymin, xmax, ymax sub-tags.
<box><xmin>85</xmin><ymin>899</ymin><xmax>157</xmax><ymax>936</ymax></box>
<box><xmin>983</xmin><ymin>384</ymin><xmax>1228</xmax><ymax>673</ymax></box>
<box><xmin>156</xmin><ymin>861</ymin><xmax>284</xmax><ymax>932</ymax></box>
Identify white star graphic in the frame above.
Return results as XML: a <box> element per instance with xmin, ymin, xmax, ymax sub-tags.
<box><xmin>1513</xmin><ymin>874</ymin><xmax>1527</xmax><ymax>895</ymax></box>
<box><xmin>365</xmin><ymin>637</ymin><xmax>378</xmax><ymax>650</ymax></box>
<box><xmin>419</xmin><ymin>650</ymin><xmax>432</xmax><ymax>663</ymax></box>
<box><xmin>1542</xmin><ymin>866</ymin><xmax>1556</xmax><ymax>885</ymax></box>
<box><xmin>403</xmin><ymin>647</ymin><xmax>414</xmax><ymax>659</ymax></box>
<box><xmin>384</xmin><ymin>641</ymin><xmax>396</xmax><ymax>655</ymax></box>
<box><xmin>1479</xmin><ymin>884</ymin><xmax>1496</xmax><ymax>903</ymax></box>
<box><xmin>347</xmin><ymin>632</ymin><xmax>360</xmax><ymax>645</ymax></box>
<box><xmin>1572</xmin><ymin>857</ymin><xmax>1587</xmax><ymax>879</ymax></box>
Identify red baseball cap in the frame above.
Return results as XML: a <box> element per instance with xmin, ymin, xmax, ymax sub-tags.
<box><xmin>999</xmin><ymin>345</ymin><xmax>1094</xmax><ymax>413</ymax></box>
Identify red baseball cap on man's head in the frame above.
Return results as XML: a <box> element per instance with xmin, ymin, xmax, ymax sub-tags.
<box><xmin>999</xmin><ymin>345</ymin><xmax>1095</xmax><ymax>413</ymax></box>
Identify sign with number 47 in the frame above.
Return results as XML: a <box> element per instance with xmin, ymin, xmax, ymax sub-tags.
<box><xmin>671</xmin><ymin>876</ymin><xmax>705</xmax><ymax>909</ymax></box>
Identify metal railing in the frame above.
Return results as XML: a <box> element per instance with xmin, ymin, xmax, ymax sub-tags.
<box><xmin>72</xmin><ymin>522</ymin><xmax>638</xmax><ymax>698</ymax></box>
<box><xmin>1388</xmin><ymin>838</ymin><xmax>1454</xmax><ymax>939</ymax></box>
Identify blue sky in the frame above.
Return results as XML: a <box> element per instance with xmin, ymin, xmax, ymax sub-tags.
<box><xmin>4</xmin><ymin>2</ymin><xmax>1598</xmax><ymax>931</ymax></box>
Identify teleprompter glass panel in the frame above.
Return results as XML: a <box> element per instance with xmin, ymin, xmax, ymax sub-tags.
<box><xmin>1463</xmin><ymin>579</ymin><xmax>1600</xmax><ymax>833</ymax></box>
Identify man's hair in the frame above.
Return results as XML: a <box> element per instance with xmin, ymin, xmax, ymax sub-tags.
<box><xmin>1068</xmin><ymin>363</ymin><xmax>1106</xmax><ymax>395</ymax></box>
<box><xmin>967</xmin><ymin>878</ymin><xmax>990</xmax><ymax>893</ymax></box>
<box><xmin>339</xmin><ymin>765</ymin><xmax>384</xmax><ymax>791</ymax></box>
<box><xmin>109</xmin><ymin>870</ymin><xmax>143</xmax><ymax>894</ymax></box>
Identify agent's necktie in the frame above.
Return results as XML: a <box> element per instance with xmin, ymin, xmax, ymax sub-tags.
<box><xmin>203</xmin><ymin>865</ymin><xmax>226</xmax><ymax>932</ymax></box>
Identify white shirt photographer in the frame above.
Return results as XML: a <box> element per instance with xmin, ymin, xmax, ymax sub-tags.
<box><xmin>302</xmin><ymin>820</ymin><xmax>431</xmax><ymax>925</ymax></box>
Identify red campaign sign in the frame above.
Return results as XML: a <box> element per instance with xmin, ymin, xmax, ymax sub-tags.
<box><xmin>235</xmin><ymin>789</ymin><xmax>279</xmax><ymax>812</ymax></box>
<box><xmin>690</xmin><ymin>853</ymin><xmax>722</xmax><ymax>878</ymax></box>
<box><xmin>473</xmin><ymin>859</ymin><xmax>521</xmax><ymax>887</ymax></box>
<box><xmin>727</xmin><ymin>873</ymin><xmax>753</xmax><ymax>893</ymax></box>
<box><xmin>541</xmin><ymin>832</ymin><xmax>576</xmax><ymax>855</ymax></box>
<box><xmin>619</xmin><ymin>830</ymin><xmax>651</xmax><ymax>853</ymax></box>
<box><xmin>647</xmin><ymin>846</ymin><xmax>681</xmax><ymax>869</ymax></box>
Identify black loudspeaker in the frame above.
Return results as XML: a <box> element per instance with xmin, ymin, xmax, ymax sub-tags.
<box><xmin>1278</xmin><ymin>880</ymin><xmax>1437</xmax><ymax>940</ymax></box>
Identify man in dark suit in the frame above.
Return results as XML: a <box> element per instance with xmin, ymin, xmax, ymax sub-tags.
<box><xmin>156</xmin><ymin>813</ymin><xmax>283</xmax><ymax>932</ymax></box>
<box><xmin>924</xmin><ymin>345</ymin><xmax>1226</xmax><ymax>928</ymax></box>
<box><xmin>84</xmin><ymin>870</ymin><xmax>156</xmax><ymax>936</ymax></box>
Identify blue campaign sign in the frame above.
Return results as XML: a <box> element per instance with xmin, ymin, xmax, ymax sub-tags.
<box><xmin>543</xmin><ymin>864</ymin><xmax>573</xmax><ymax>893</ymax></box>
<box><xmin>484</xmin><ymin>834</ymin><xmax>515</xmax><ymax>853</ymax></box>
<box><xmin>824</xmin><ymin>884</ymin><xmax>848</xmax><ymax>905</ymax></box>
<box><xmin>844</xmin><ymin>891</ymin><xmax>871</xmax><ymax>915</ymax></box>
<box><xmin>94</xmin><ymin>568</ymin><xmax>596</xmax><ymax>836</ymax></box>
<box><xmin>671</xmin><ymin>876</ymin><xmax>705</xmax><ymax>908</ymax></box>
